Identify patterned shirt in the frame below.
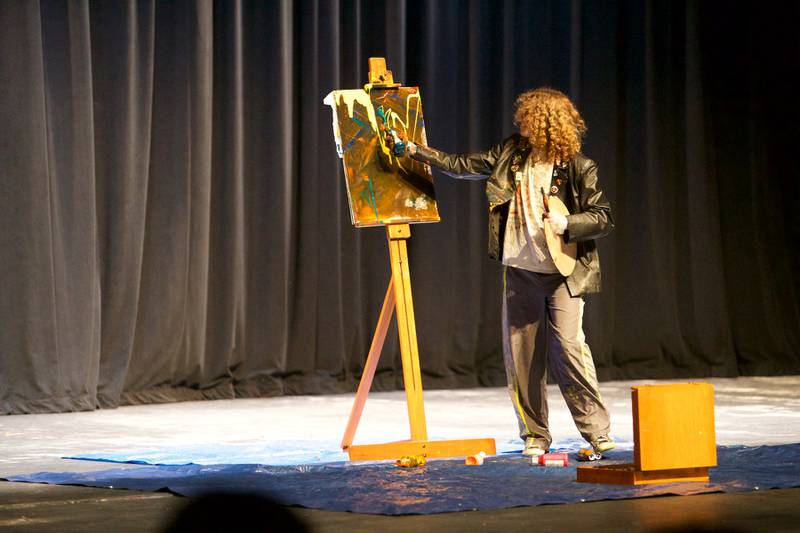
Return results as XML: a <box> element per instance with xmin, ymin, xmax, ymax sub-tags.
<box><xmin>502</xmin><ymin>157</ymin><xmax>558</xmax><ymax>273</ymax></box>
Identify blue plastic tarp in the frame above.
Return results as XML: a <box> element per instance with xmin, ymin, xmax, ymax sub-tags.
<box><xmin>6</xmin><ymin>444</ymin><xmax>800</xmax><ymax>515</ymax></box>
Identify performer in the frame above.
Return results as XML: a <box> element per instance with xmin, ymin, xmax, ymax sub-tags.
<box><xmin>397</xmin><ymin>87</ymin><xmax>615</xmax><ymax>456</ymax></box>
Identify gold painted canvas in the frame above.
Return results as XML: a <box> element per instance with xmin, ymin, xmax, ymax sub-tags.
<box><xmin>324</xmin><ymin>87</ymin><xmax>439</xmax><ymax>227</ymax></box>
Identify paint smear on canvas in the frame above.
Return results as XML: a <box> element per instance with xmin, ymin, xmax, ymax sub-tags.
<box><xmin>324</xmin><ymin>87</ymin><xmax>440</xmax><ymax>227</ymax></box>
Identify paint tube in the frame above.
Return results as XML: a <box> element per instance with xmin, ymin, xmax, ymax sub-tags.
<box><xmin>536</xmin><ymin>452</ymin><xmax>569</xmax><ymax>467</ymax></box>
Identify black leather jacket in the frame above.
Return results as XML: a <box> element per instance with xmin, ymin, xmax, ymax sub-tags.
<box><xmin>411</xmin><ymin>133</ymin><xmax>614</xmax><ymax>296</ymax></box>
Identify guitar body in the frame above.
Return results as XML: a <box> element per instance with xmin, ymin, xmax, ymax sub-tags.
<box><xmin>544</xmin><ymin>196</ymin><xmax>578</xmax><ymax>277</ymax></box>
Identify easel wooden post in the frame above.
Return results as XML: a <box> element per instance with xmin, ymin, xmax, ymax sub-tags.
<box><xmin>340</xmin><ymin>59</ymin><xmax>496</xmax><ymax>462</ymax></box>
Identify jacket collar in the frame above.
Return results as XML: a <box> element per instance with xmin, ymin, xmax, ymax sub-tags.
<box><xmin>510</xmin><ymin>137</ymin><xmax>532</xmax><ymax>174</ymax></box>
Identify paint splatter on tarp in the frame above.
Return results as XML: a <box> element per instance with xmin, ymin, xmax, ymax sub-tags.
<box><xmin>324</xmin><ymin>87</ymin><xmax>439</xmax><ymax>227</ymax></box>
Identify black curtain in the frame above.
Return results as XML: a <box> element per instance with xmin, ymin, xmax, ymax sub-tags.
<box><xmin>1</xmin><ymin>0</ymin><xmax>798</xmax><ymax>414</ymax></box>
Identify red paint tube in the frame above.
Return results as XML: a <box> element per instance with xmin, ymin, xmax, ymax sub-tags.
<box><xmin>537</xmin><ymin>453</ymin><xmax>569</xmax><ymax>467</ymax></box>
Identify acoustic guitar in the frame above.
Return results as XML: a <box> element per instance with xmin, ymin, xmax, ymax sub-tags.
<box><xmin>542</xmin><ymin>190</ymin><xmax>577</xmax><ymax>277</ymax></box>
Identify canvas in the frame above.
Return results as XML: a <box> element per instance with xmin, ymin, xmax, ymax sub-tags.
<box><xmin>324</xmin><ymin>87</ymin><xmax>440</xmax><ymax>227</ymax></box>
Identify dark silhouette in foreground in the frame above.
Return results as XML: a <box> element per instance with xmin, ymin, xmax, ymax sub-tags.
<box><xmin>163</xmin><ymin>492</ymin><xmax>310</xmax><ymax>532</ymax></box>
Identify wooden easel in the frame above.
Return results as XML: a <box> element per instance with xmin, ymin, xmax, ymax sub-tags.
<box><xmin>340</xmin><ymin>59</ymin><xmax>496</xmax><ymax>461</ymax></box>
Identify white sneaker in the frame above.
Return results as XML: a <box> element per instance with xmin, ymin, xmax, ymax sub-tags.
<box><xmin>522</xmin><ymin>438</ymin><xmax>548</xmax><ymax>457</ymax></box>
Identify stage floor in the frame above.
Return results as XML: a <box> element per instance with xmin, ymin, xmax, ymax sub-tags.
<box><xmin>1</xmin><ymin>376</ymin><xmax>799</xmax><ymax>531</ymax></box>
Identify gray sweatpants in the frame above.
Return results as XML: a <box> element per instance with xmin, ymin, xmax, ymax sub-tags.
<box><xmin>502</xmin><ymin>266</ymin><xmax>611</xmax><ymax>448</ymax></box>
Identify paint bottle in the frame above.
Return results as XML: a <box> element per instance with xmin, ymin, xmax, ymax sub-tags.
<box><xmin>536</xmin><ymin>452</ymin><xmax>569</xmax><ymax>467</ymax></box>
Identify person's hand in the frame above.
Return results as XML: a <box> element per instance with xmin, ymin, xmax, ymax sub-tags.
<box><xmin>383</xmin><ymin>130</ymin><xmax>414</xmax><ymax>157</ymax></box>
<box><xmin>545</xmin><ymin>212</ymin><xmax>568</xmax><ymax>235</ymax></box>
<box><xmin>383</xmin><ymin>130</ymin><xmax>395</xmax><ymax>151</ymax></box>
<box><xmin>393</xmin><ymin>131</ymin><xmax>416</xmax><ymax>157</ymax></box>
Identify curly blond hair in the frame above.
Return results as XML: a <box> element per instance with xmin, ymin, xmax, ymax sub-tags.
<box><xmin>513</xmin><ymin>87</ymin><xmax>586</xmax><ymax>164</ymax></box>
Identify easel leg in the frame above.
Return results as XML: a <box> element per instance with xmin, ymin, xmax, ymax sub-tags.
<box><xmin>343</xmin><ymin>223</ymin><xmax>495</xmax><ymax>461</ymax></box>
<box><xmin>340</xmin><ymin>281</ymin><xmax>395</xmax><ymax>449</ymax></box>
<box><xmin>387</xmin><ymin>227</ymin><xmax>428</xmax><ymax>441</ymax></box>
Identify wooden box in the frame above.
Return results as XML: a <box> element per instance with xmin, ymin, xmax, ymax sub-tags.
<box><xmin>577</xmin><ymin>382</ymin><xmax>716</xmax><ymax>485</ymax></box>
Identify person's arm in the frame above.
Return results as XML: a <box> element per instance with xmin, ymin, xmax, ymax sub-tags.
<box><xmin>562</xmin><ymin>158</ymin><xmax>614</xmax><ymax>242</ymax></box>
<box><xmin>405</xmin><ymin>139</ymin><xmax>505</xmax><ymax>180</ymax></box>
